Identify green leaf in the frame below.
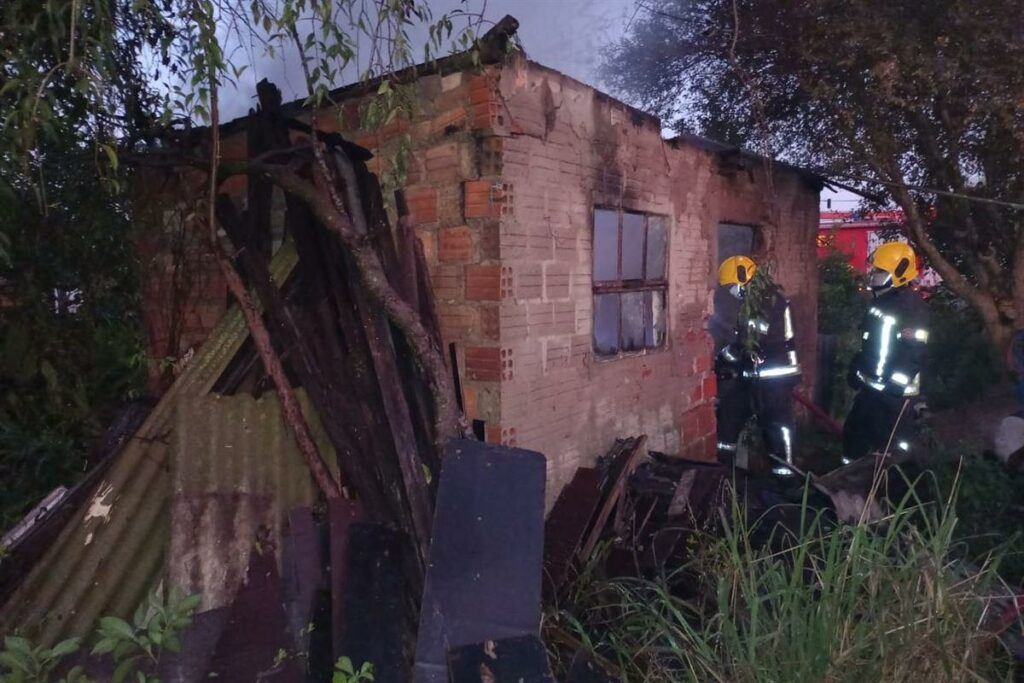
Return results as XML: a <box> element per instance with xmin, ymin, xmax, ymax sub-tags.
<box><xmin>3</xmin><ymin>637</ymin><xmax>32</xmax><ymax>657</ymax></box>
<box><xmin>0</xmin><ymin>651</ymin><xmax>31</xmax><ymax>674</ymax></box>
<box><xmin>99</xmin><ymin>616</ymin><xmax>135</xmax><ymax>641</ymax></box>
<box><xmin>179</xmin><ymin>593</ymin><xmax>202</xmax><ymax>614</ymax></box>
<box><xmin>377</xmin><ymin>80</ymin><xmax>391</xmax><ymax>95</ymax></box>
<box><xmin>112</xmin><ymin>655</ymin><xmax>138</xmax><ymax>683</ymax></box>
<box><xmin>102</xmin><ymin>143</ymin><xmax>119</xmax><ymax>171</ymax></box>
<box><xmin>336</xmin><ymin>656</ymin><xmax>354</xmax><ymax>674</ymax></box>
<box><xmin>48</xmin><ymin>638</ymin><xmax>80</xmax><ymax>659</ymax></box>
<box><xmin>91</xmin><ymin>637</ymin><xmax>119</xmax><ymax>655</ymax></box>
<box><xmin>162</xmin><ymin>635</ymin><xmax>181</xmax><ymax>654</ymax></box>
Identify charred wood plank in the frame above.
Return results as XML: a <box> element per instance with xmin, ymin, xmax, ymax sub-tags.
<box><xmin>542</xmin><ymin>467</ymin><xmax>601</xmax><ymax>604</ymax></box>
<box><xmin>329</xmin><ymin>498</ymin><xmax>364</xmax><ymax>662</ymax></box>
<box><xmin>337</xmin><ymin>523</ymin><xmax>406</xmax><ymax>683</ymax></box>
<box><xmin>206</xmin><ymin>534</ymin><xmax>302</xmax><ymax>682</ymax></box>
<box><xmin>578</xmin><ymin>436</ymin><xmax>647</xmax><ymax>562</ymax></box>
<box><xmin>282</xmin><ymin>507</ymin><xmax>322</xmax><ymax>650</ymax></box>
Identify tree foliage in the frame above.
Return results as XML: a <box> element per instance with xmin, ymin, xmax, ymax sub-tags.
<box><xmin>606</xmin><ymin>0</ymin><xmax>1024</xmax><ymax>352</ymax></box>
<box><xmin>1</xmin><ymin>0</ymin><xmax>486</xmax><ymax>524</ymax></box>
<box><xmin>0</xmin><ymin>0</ymin><xmax>162</xmax><ymax>528</ymax></box>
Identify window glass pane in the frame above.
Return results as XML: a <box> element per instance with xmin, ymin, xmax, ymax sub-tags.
<box><xmin>593</xmin><ymin>209</ymin><xmax>619</xmax><ymax>281</ymax></box>
<box><xmin>621</xmin><ymin>213</ymin><xmax>645</xmax><ymax>280</ymax></box>
<box><xmin>621</xmin><ymin>291</ymin><xmax>645</xmax><ymax>352</ymax></box>
<box><xmin>593</xmin><ymin>294</ymin><xmax>620</xmax><ymax>355</ymax></box>
<box><xmin>718</xmin><ymin>223</ymin><xmax>755</xmax><ymax>263</ymax></box>
<box><xmin>644</xmin><ymin>290</ymin><xmax>667</xmax><ymax>349</ymax></box>
<box><xmin>646</xmin><ymin>217</ymin><xmax>667</xmax><ymax>280</ymax></box>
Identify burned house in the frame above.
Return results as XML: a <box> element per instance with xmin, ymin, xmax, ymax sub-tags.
<box><xmin>0</xmin><ymin>22</ymin><xmax>821</xmax><ymax>660</ymax></box>
<box><xmin>140</xmin><ymin>51</ymin><xmax>822</xmax><ymax>501</ymax></box>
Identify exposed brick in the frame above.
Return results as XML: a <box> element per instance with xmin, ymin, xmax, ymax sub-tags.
<box><xmin>438</xmin><ymin>304</ymin><xmax>478</xmax><ymax>339</ymax></box>
<box><xmin>417</xmin><ymin>230</ymin><xmax>437</xmax><ymax>264</ymax></box>
<box><xmin>465</xmin><ymin>346</ymin><xmax>500</xmax><ymax>381</ymax></box>
<box><xmin>438</xmin><ymin>225</ymin><xmax>475</xmax><ymax>263</ymax></box>
<box><xmin>464</xmin><ymin>348</ymin><xmax>499</xmax><ymax>385</ymax></box>
<box><xmin>479</xmin><ymin>221</ymin><xmax>500</xmax><ymax>260</ymax></box>
<box><xmin>424</xmin><ymin>142</ymin><xmax>464</xmax><ymax>183</ymax></box>
<box><xmin>465</xmin><ymin>264</ymin><xmax>501</xmax><ymax>301</ymax></box>
<box><xmin>478</xmin><ymin>136</ymin><xmax>503</xmax><ymax>176</ymax></box>
<box><xmin>485</xmin><ymin>423</ymin><xmax>502</xmax><ymax>444</ymax></box>
<box><xmin>695</xmin><ymin>353</ymin><xmax>713</xmax><ymax>374</ymax></box>
<box><xmin>464</xmin><ymin>180</ymin><xmax>504</xmax><ymax>218</ymax></box>
<box><xmin>702</xmin><ymin>374</ymin><xmax>717</xmax><ymax>401</ymax></box>
<box><xmin>480</xmin><ymin>304</ymin><xmax>500</xmax><ymax>341</ymax></box>
<box><xmin>429</xmin><ymin>107</ymin><xmax>467</xmax><ymax>136</ymax></box>
<box><xmin>463</xmin><ymin>383</ymin><xmax>478</xmax><ymax>419</ymax></box>
<box><xmin>406</xmin><ymin>186</ymin><xmax>437</xmax><ymax>225</ymax></box>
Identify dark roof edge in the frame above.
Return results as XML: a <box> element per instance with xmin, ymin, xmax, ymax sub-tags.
<box><xmin>514</xmin><ymin>59</ymin><xmax>663</xmax><ymax>131</ymax></box>
<box><xmin>666</xmin><ymin>133</ymin><xmax>825</xmax><ymax>188</ymax></box>
<box><xmin>218</xmin><ymin>14</ymin><xmax>521</xmax><ymax>137</ymax></box>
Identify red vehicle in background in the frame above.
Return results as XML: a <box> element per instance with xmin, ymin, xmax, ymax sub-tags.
<box><xmin>817</xmin><ymin>210</ymin><xmax>940</xmax><ymax>296</ymax></box>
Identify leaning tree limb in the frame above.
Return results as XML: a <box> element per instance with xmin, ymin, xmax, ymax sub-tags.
<box><xmin>200</xmin><ymin>25</ymin><xmax>342</xmax><ymax>501</ymax></box>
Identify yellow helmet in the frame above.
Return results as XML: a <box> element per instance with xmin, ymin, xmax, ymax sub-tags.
<box><xmin>719</xmin><ymin>256</ymin><xmax>757</xmax><ymax>287</ymax></box>
<box><xmin>869</xmin><ymin>242</ymin><xmax>918</xmax><ymax>289</ymax></box>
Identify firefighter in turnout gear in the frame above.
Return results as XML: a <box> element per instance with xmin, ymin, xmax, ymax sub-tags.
<box><xmin>842</xmin><ymin>242</ymin><xmax>930</xmax><ymax>463</ymax></box>
<box><xmin>710</xmin><ymin>256</ymin><xmax>802</xmax><ymax>476</ymax></box>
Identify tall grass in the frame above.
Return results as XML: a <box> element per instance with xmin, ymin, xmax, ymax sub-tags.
<box><xmin>550</xmin><ymin>478</ymin><xmax>1018</xmax><ymax>682</ymax></box>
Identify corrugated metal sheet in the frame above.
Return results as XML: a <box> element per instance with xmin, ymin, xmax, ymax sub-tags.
<box><xmin>169</xmin><ymin>391</ymin><xmax>334</xmax><ymax>612</ymax></box>
<box><xmin>0</xmin><ymin>246</ymin><xmax>299</xmax><ymax>645</ymax></box>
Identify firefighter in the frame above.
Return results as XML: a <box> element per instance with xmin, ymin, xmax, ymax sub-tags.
<box><xmin>711</xmin><ymin>256</ymin><xmax>802</xmax><ymax>476</ymax></box>
<box><xmin>842</xmin><ymin>242</ymin><xmax>930</xmax><ymax>464</ymax></box>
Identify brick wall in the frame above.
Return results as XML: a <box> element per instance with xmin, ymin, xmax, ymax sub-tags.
<box><xmin>491</xmin><ymin>59</ymin><xmax>820</xmax><ymax>501</ymax></box>
<box><xmin>135</xmin><ymin>57</ymin><xmax>819</xmax><ymax>505</ymax></box>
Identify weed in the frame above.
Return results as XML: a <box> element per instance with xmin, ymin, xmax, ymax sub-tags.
<box><xmin>551</xmin><ymin>480</ymin><xmax>1017</xmax><ymax>682</ymax></box>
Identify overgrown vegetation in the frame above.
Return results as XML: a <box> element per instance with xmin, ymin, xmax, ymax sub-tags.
<box><xmin>0</xmin><ymin>141</ymin><xmax>146</xmax><ymax>531</ymax></box>
<box><xmin>607</xmin><ymin>0</ymin><xmax>1024</xmax><ymax>354</ymax></box>
<box><xmin>935</xmin><ymin>455</ymin><xmax>1024</xmax><ymax>586</ymax></box>
<box><xmin>550</xmin><ymin>480</ymin><xmax>1018</xmax><ymax>682</ymax></box>
<box><xmin>0</xmin><ymin>0</ymin><xmax>489</xmax><ymax>531</ymax></box>
<box><xmin>817</xmin><ymin>249</ymin><xmax>867</xmax><ymax>418</ymax></box>
<box><xmin>923</xmin><ymin>288</ymin><xmax>1004</xmax><ymax>410</ymax></box>
<box><xmin>0</xmin><ymin>584</ymin><xmax>199</xmax><ymax>682</ymax></box>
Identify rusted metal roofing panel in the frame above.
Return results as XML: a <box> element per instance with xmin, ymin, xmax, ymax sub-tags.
<box><xmin>0</xmin><ymin>246</ymin><xmax>298</xmax><ymax>645</ymax></box>
<box><xmin>168</xmin><ymin>391</ymin><xmax>332</xmax><ymax>612</ymax></box>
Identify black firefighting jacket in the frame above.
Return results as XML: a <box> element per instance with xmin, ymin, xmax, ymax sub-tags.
<box><xmin>850</xmin><ymin>287</ymin><xmax>930</xmax><ymax>397</ymax></box>
<box><xmin>711</xmin><ymin>284</ymin><xmax>801</xmax><ymax>382</ymax></box>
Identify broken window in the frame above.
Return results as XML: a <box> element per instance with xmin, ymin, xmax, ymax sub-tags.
<box><xmin>717</xmin><ymin>223</ymin><xmax>757</xmax><ymax>263</ymax></box>
<box><xmin>592</xmin><ymin>209</ymin><xmax>669</xmax><ymax>357</ymax></box>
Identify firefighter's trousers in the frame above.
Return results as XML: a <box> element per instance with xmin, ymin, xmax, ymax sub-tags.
<box><xmin>842</xmin><ymin>388</ymin><xmax>915</xmax><ymax>462</ymax></box>
<box><xmin>716</xmin><ymin>376</ymin><xmax>798</xmax><ymax>469</ymax></box>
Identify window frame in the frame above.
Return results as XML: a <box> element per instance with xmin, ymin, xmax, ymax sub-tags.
<box><xmin>591</xmin><ymin>207</ymin><xmax>670</xmax><ymax>359</ymax></box>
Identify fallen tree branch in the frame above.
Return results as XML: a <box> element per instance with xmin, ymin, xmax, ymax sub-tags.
<box><xmin>199</xmin><ymin>12</ymin><xmax>342</xmax><ymax>501</ymax></box>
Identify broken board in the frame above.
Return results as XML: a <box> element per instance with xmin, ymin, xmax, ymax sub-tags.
<box><xmin>412</xmin><ymin>439</ymin><xmax>546</xmax><ymax>683</ymax></box>
<box><xmin>337</xmin><ymin>523</ymin><xmax>405</xmax><ymax>683</ymax></box>
<box><xmin>542</xmin><ymin>467</ymin><xmax>602</xmax><ymax>603</ymax></box>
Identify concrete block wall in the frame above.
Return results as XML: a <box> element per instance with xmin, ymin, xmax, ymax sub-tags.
<box><xmin>134</xmin><ymin>57</ymin><xmax>820</xmax><ymax>505</ymax></box>
<box><xmin>490</xmin><ymin>59</ymin><xmax>820</xmax><ymax>500</ymax></box>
